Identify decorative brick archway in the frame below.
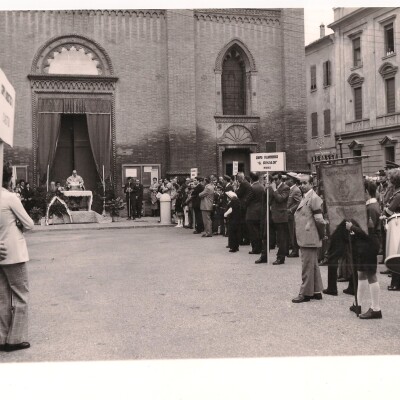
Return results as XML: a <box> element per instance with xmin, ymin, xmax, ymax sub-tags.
<box><xmin>28</xmin><ymin>34</ymin><xmax>118</xmax><ymax>187</ymax></box>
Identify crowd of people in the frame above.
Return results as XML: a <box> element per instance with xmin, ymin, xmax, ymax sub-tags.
<box><xmin>145</xmin><ymin>164</ymin><xmax>400</xmax><ymax>320</ymax></box>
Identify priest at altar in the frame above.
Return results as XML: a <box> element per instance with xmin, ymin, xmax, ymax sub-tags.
<box><xmin>66</xmin><ymin>170</ymin><xmax>85</xmax><ymax>191</ymax></box>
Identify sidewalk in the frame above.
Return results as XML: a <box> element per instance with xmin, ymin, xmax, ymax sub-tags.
<box><xmin>31</xmin><ymin>216</ymin><xmax>174</xmax><ymax>233</ymax></box>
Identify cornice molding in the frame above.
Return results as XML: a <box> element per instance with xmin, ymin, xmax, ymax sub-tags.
<box><xmin>194</xmin><ymin>8</ymin><xmax>280</xmax><ymax>25</ymax></box>
<box><xmin>215</xmin><ymin>38</ymin><xmax>257</xmax><ymax>73</ymax></box>
<box><xmin>28</xmin><ymin>74</ymin><xmax>118</xmax><ymax>92</ymax></box>
<box><xmin>18</xmin><ymin>9</ymin><xmax>165</xmax><ymax>18</ymax></box>
<box><xmin>347</xmin><ymin>73</ymin><xmax>364</xmax><ymax>87</ymax></box>
<box><xmin>379</xmin><ymin>62</ymin><xmax>398</xmax><ymax>79</ymax></box>
<box><xmin>214</xmin><ymin>115</ymin><xmax>260</xmax><ymax>123</ymax></box>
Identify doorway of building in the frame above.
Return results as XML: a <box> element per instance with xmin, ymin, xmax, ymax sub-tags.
<box><xmin>222</xmin><ymin>148</ymin><xmax>250</xmax><ymax>176</ymax></box>
<box><xmin>51</xmin><ymin>114</ymin><xmax>99</xmax><ymax>190</ymax></box>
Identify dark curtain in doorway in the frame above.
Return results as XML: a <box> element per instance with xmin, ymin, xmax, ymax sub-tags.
<box><xmin>37</xmin><ymin>112</ymin><xmax>61</xmax><ymax>184</ymax></box>
<box><xmin>86</xmin><ymin>113</ymin><xmax>111</xmax><ymax>181</ymax></box>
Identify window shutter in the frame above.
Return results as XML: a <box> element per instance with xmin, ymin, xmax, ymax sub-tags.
<box><xmin>386</xmin><ymin>78</ymin><xmax>395</xmax><ymax>114</ymax></box>
<box><xmin>311</xmin><ymin>113</ymin><xmax>318</xmax><ymax>137</ymax></box>
<box><xmin>311</xmin><ymin>65</ymin><xmax>316</xmax><ymax>90</ymax></box>
<box><xmin>323</xmin><ymin>62</ymin><xmax>327</xmax><ymax>86</ymax></box>
<box><xmin>324</xmin><ymin>109</ymin><xmax>331</xmax><ymax>135</ymax></box>
<box><xmin>354</xmin><ymin>87</ymin><xmax>362</xmax><ymax>120</ymax></box>
<box><xmin>265</xmin><ymin>141</ymin><xmax>277</xmax><ymax>153</ymax></box>
<box><xmin>327</xmin><ymin>60</ymin><xmax>331</xmax><ymax>86</ymax></box>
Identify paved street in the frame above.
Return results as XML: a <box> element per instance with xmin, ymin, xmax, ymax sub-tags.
<box><xmin>1</xmin><ymin>226</ymin><xmax>399</xmax><ymax>363</ymax></box>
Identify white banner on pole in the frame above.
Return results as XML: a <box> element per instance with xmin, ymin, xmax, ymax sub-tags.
<box><xmin>232</xmin><ymin>161</ymin><xmax>239</xmax><ymax>175</ymax></box>
<box><xmin>250</xmin><ymin>152</ymin><xmax>286</xmax><ymax>172</ymax></box>
<box><xmin>190</xmin><ymin>168</ymin><xmax>198</xmax><ymax>179</ymax></box>
<box><xmin>0</xmin><ymin>68</ymin><xmax>15</xmax><ymax>147</ymax></box>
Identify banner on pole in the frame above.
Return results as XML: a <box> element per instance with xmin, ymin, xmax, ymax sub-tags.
<box><xmin>0</xmin><ymin>68</ymin><xmax>15</xmax><ymax>147</ymax></box>
<box><xmin>232</xmin><ymin>161</ymin><xmax>239</xmax><ymax>175</ymax></box>
<box><xmin>250</xmin><ymin>152</ymin><xmax>286</xmax><ymax>172</ymax></box>
<box><xmin>320</xmin><ymin>161</ymin><xmax>367</xmax><ymax>233</ymax></box>
<box><xmin>190</xmin><ymin>168</ymin><xmax>198</xmax><ymax>179</ymax></box>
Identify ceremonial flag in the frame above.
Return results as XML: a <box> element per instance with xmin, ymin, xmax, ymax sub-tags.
<box><xmin>320</xmin><ymin>161</ymin><xmax>367</xmax><ymax>233</ymax></box>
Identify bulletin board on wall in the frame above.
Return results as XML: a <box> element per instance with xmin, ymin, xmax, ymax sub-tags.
<box><xmin>121</xmin><ymin>164</ymin><xmax>160</xmax><ymax>187</ymax></box>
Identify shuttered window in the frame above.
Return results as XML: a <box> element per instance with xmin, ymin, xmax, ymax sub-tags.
<box><xmin>385</xmin><ymin>146</ymin><xmax>395</xmax><ymax>162</ymax></box>
<box><xmin>353</xmin><ymin>37</ymin><xmax>361</xmax><ymax>67</ymax></box>
<box><xmin>222</xmin><ymin>54</ymin><xmax>246</xmax><ymax>115</ymax></box>
<box><xmin>386</xmin><ymin>78</ymin><xmax>395</xmax><ymax>114</ymax></box>
<box><xmin>354</xmin><ymin>87</ymin><xmax>362</xmax><ymax>120</ymax></box>
<box><xmin>311</xmin><ymin>112</ymin><xmax>318</xmax><ymax>137</ymax></box>
<box><xmin>385</xmin><ymin>23</ymin><xmax>395</xmax><ymax>55</ymax></box>
<box><xmin>310</xmin><ymin>65</ymin><xmax>317</xmax><ymax>90</ymax></box>
<box><xmin>323</xmin><ymin>61</ymin><xmax>331</xmax><ymax>86</ymax></box>
<box><xmin>324</xmin><ymin>109</ymin><xmax>331</xmax><ymax>135</ymax></box>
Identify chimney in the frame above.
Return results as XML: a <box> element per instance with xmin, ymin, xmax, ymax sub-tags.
<box><xmin>320</xmin><ymin>23</ymin><xmax>325</xmax><ymax>38</ymax></box>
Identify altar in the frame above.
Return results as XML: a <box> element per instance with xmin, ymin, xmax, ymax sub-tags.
<box><xmin>62</xmin><ymin>190</ymin><xmax>93</xmax><ymax>211</ymax></box>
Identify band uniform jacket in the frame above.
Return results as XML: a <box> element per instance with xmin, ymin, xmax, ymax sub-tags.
<box><xmin>235</xmin><ymin>180</ymin><xmax>252</xmax><ymax>210</ymax></box>
<box><xmin>268</xmin><ymin>182</ymin><xmax>290</xmax><ymax>224</ymax></box>
<box><xmin>191</xmin><ymin>183</ymin><xmax>204</xmax><ymax>209</ymax></box>
<box><xmin>0</xmin><ymin>188</ymin><xmax>34</xmax><ymax>265</ymax></box>
<box><xmin>246</xmin><ymin>181</ymin><xmax>264</xmax><ymax>222</ymax></box>
<box><xmin>294</xmin><ymin>189</ymin><xmax>325</xmax><ymax>248</ymax></box>
<box><xmin>287</xmin><ymin>184</ymin><xmax>302</xmax><ymax>215</ymax></box>
<box><xmin>199</xmin><ymin>183</ymin><xmax>215</xmax><ymax>211</ymax></box>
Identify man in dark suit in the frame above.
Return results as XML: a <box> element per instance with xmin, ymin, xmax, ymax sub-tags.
<box><xmin>286</xmin><ymin>172</ymin><xmax>302</xmax><ymax>257</ymax></box>
<box><xmin>235</xmin><ymin>172</ymin><xmax>252</xmax><ymax>245</ymax></box>
<box><xmin>124</xmin><ymin>177</ymin><xmax>136</xmax><ymax>220</ymax></box>
<box><xmin>191</xmin><ymin>177</ymin><xmax>204</xmax><ymax>234</ymax></box>
<box><xmin>246</xmin><ymin>172</ymin><xmax>264</xmax><ymax>255</ymax></box>
<box><xmin>135</xmin><ymin>179</ymin><xmax>144</xmax><ymax>218</ymax></box>
<box><xmin>268</xmin><ymin>172</ymin><xmax>290</xmax><ymax>265</ymax></box>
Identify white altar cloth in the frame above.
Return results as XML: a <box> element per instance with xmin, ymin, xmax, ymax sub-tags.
<box><xmin>62</xmin><ymin>190</ymin><xmax>93</xmax><ymax>211</ymax></box>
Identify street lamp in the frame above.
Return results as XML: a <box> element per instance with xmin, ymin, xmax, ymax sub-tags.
<box><xmin>337</xmin><ymin>135</ymin><xmax>343</xmax><ymax>159</ymax></box>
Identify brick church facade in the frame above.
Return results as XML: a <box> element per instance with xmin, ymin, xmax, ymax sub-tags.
<box><xmin>1</xmin><ymin>9</ymin><xmax>307</xmax><ymax>194</ymax></box>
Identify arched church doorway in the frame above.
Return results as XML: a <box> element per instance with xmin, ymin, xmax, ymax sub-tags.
<box><xmin>222</xmin><ymin>148</ymin><xmax>250</xmax><ymax>176</ymax></box>
<box><xmin>52</xmin><ymin>115</ymin><xmax>98</xmax><ymax>190</ymax></box>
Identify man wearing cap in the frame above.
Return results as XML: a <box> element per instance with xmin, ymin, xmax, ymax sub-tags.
<box><xmin>246</xmin><ymin>172</ymin><xmax>264</xmax><ymax>255</ymax></box>
<box><xmin>268</xmin><ymin>172</ymin><xmax>290</xmax><ymax>265</ymax></box>
<box><xmin>286</xmin><ymin>172</ymin><xmax>302</xmax><ymax>258</ymax></box>
<box><xmin>292</xmin><ymin>174</ymin><xmax>328</xmax><ymax>303</ymax></box>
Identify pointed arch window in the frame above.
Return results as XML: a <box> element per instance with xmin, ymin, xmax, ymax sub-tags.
<box><xmin>222</xmin><ymin>48</ymin><xmax>246</xmax><ymax>115</ymax></box>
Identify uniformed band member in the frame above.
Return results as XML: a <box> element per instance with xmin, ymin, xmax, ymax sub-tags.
<box><xmin>124</xmin><ymin>177</ymin><xmax>136</xmax><ymax>220</ymax></box>
<box><xmin>292</xmin><ymin>174</ymin><xmax>328</xmax><ymax>303</ymax></box>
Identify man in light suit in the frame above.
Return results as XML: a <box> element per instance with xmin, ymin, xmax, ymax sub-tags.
<box><xmin>292</xmin><ymin>174</ymin><xmax>328</xmax><ymax>303</ymax></box>
<box><xmin>286</xmin><ymin>172</ymin><xmax>302</xmax><ymax>258</ymax></box>
<box><xmin>268</xmin><ymin>172</ymin><xmax>290</xmax><ymax>265</ymax></box>
<box><xmin>246</xmin><ymin>172</ymin><xmax>264</xmax><ymax>255</ymax></box>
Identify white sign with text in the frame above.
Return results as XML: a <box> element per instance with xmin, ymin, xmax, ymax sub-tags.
<box><xmin>232</xmin><ymin>161</ymin><xmax>239</xmax><ymax>175</ymax></box>
<box><xmin>0</xmin><ymin>68</ymin><xmax>15</xmax><ymax>147</ymax></box>
<box><xmin>250</xmin><ymin>152</ymin><xmax>286</xmax><ymax>172</ymax></box>
<box><xmin>190</xmin><ymin>168</ymin><xmax>198</xmax><ymax>179</ymax></box>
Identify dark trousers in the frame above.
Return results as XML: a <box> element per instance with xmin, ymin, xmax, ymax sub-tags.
<box><xmin>390</xmin><ymin>272</ymin><xmax>400</xmax><ymax>287</ymax></box>
<box><xmin>213</xmin><ymin>209</ymin><xmax>225</xmax><ymax>235</ymax></box>
<box><xmin>247</xmin><ymin>220</ymin><xmax>262</xmax><ymax>253</ymax></box>
<box><xmin>188</xmin><ymin>207</ymin><xmax>193</xmax><ymax>228</ymax></box>
<box><xmin>287</xmin><ymin>215</ymin><xmax>299</xmax><ymax>254</ymax></box>
<box><xmin>136</xmin><ymin>198</ymin><xmax>143</xmax><ymax>217</ymax></box>
<box><xmin>259</xmin><ymin>215</ymin><xmax>272</xmax><ymax>261</ymax></box>
<box><xmin>240</xmin><ymin>208</ymin><xmax>249</xmax><ymax>244</ymax></box>
<box><xmin>194</xmin><ymin>208</ymin><xmax>204</xmax><ymax>232</ymax></box>
<box><xmin>228</xmin><ymin>222</ymin><xmax>241</xmax><ymax>251</ymax></box>
<box><xmin>275</xmin><ymin>222</ymin><xmax>289</xmax><ymax>260</ymax></box>
<box><xmin>269</xmin><ymin>216</ymin><xmax>277</xmax><ymax>249</ymax></box>
<box><xmin>126</xmin><ymin>196</ymin><xmax>136</xmax><ymax>219</ymax></box>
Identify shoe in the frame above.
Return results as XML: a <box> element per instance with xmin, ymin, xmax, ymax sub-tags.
<box><xmin>229</xmin><ymin>249</ymin><xmax>238</xmax><ymax>253</ymax></box>
<box><xmin>127</xmin><ymin>217</ymin><xmax>131</xmax><ymax>220</ymax></box>
<box><xmin>312</xmin><ymin>293</ymin><xmax>323</xmax><ymax>300</ymax></box>
<box><xmin>318</xmin><ymin>259</ymin><xmax>328</xmax><ymax>266</ymax></box>
<box><xmin>248</xmin><ymin>251</ymin><xmax>261</xmax><ymax>255</ymax></box>
<box><xmin>226</xmin><ymin>245</ymin><xmax>230</xmax><ymax>248</ymax></box>
<box><xmin>359</xmin><ymin>308</ymin><xmax>382</xmax><ymax>319</ymax></box>
<box><xmin>337</xmin><ymin>277</ymin><xmax>349</xmax><ymax>282</ymax></box>
<box><xmin>1</xmin><ymin>342</ymin><xmax>30</xmax><ymax>352</ymax></box>
<box><xmin>287</xmin><ymin>252</ymin><xmax>299</xmax><ymax>258</ymax></box>
<box><xmin>380</xmin><ymin>270</ymin><xmax>391</xmax><ymax>274</ymax></box>
<box><xmin>202</xmin><ymin>234</ymin><xmax>212</xmax><ymax>237</ymax></box>
<box><xmin>272</xmin><ymin>259</ymin><xmax>285</xmax><ymax>265</ymax></box>
<box><xmin>388</xmin><ymin>285</ymin><xmax>400</xmax><ymax>291</ymax></box>
<box><xmin>343</xmin><ymin>288</ymin><xmax>355</xmax><ymax>295</ymax></box>
<box><xmin>322</xmin><ymin>289</ymin><xmax>338</xmax><ymax>296</ymax></box>
<box><xmin>292</xmin><ymin>295</ymin><xmax>311</xmax><ymax>303</ymax></box>
<box><xmin>193</xmin><ymin>231</ymin><xmax>200</xmax><ymax>234</ymax></box>
<box><xmin>349</xmin><ymin>304</ymin><xmax>361</xmax><ymax>315</ymax></box>
<box><xmin>255</xmin><ymin>257</ymin><xmax>268</xmax><ymax>264</ymax></box>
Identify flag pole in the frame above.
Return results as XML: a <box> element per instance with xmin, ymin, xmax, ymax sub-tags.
<box><xmin>266</xmin><ymin>172</ymin><xmax>270</xmax><ymax>265</ymax></box>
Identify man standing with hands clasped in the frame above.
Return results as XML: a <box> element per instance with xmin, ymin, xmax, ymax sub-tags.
<box><xmin>292</xmin><ymin>174</ymin><xmax>329</xmax><ymax>303</ymax></box>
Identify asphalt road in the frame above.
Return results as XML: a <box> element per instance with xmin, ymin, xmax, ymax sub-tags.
<box><xmin>1</xmin><ymin>226</ymin><xmax>399</xmax><ymax>363</ymax></box>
